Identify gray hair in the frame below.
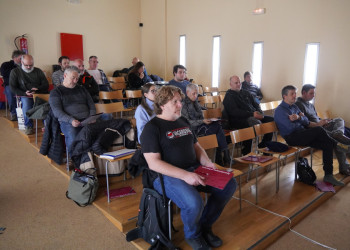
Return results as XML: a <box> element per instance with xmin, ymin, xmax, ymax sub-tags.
<box><xmin>186</xmin><ymin>83</ymin><xmax>199</xmax><ymax>92</ymax></box>
<box><xmin>64</xmin><ymin>66</ymin><xmax>79</xmax><ymax>74</ymax></box>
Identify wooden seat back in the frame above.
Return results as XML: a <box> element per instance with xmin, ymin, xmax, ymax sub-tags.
<box><xmin>125</xmin><ymin>90</ymin><xmax>142</xmax><ymax>98</ymax></box>
<box><xmin>197</xmin><ymin>134</ymin><xmax>218</xmax><ymax>150</ymax></box>
<box><xmin>33</xmin><ymin>93</ymin><xmax>50</xmax><ymax>102</ymax></box>
<box><xmin>110</xmin><ymin>82</ymin><xmax>126</xmax><ymax>90</ymax></box>
<box><xmin>99</xmin><ymin>90</ymin><xmax>124</xmax><ymax>100</ymax></box>
<box><xmin>202</xmin><ymin>108</ymin><xmax>222</xmax><ymax>119</ymax></box>
<box><xmin>230</xmin><ymin>127</ymin><xmax>256</xmax><ymax>144</ymax></box>
<box><xmin>95</xmin><ymin>102</ymin><xmax>125</xmax><ymax>114</ymax></box>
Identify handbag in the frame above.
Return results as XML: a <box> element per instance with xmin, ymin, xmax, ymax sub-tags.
<box><xmin>66</xmin><ymin>168</ymin><xmax>99</xmax><ymax>207</ymax></box>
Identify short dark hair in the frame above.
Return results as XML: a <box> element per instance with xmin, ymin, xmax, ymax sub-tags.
<box><xmin>301</xmin><ymin>84</ymin><xmax>316</xmax><ymax>94</ymax></box>
<box><xmin>173</xmin><ymin>65</ymin><xmax>186</xmax><ymax>76</ymax></box>
<box><xmin>244</xmin><ymin>71</ymin><xmax>251</xmax><ymax>78</ymax></box>
<box><xmin>281</xmin><ymin>85</ymin><xmax>297</xmax><ymax>98</ymax></box>
<box><xmin>58</xmin><ymin>56</ymin><xmax>70</xmax><ymax>64</ymax></box>
<box><xmin>12</xmin><ymin>50</ymin><xmax>25</xmax><ymax>59</ymax></box>
<box><xmin>89</xmin><ymin>55</ymin><xmax>97</xmax><ymax>60</ymax></box>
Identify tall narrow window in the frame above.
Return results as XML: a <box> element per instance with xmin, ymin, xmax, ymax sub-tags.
<box><xmin>252</xmin><ymin>42</ymin><xmax>263</xmax><ymax>88</ymax></box>
<box><xmin>179</xmin><ymin>35</ymin><xmax>186</xmax><ymax>66</ymax></box>
<box><xmin>303</xmin><ymin>43</ymin><xmax>320</xmax><ymax>86</ymax></box>
<box><xmin>212</xmin><ymin>36</ymin><xmax>221</xmax><ymax>88</ymax></box>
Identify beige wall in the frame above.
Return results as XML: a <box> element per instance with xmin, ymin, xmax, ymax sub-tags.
<box><xmin>0</xmin><ymin>0</ymin><xmax>141</xmax><ymax>76</ymax></box>
<box><xmin>141</xmin><ymin>0</ymin><xmax>350</xmax><ymax>123</ymax></box>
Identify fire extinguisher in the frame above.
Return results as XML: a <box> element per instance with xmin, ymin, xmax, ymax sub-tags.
<box><xmin>14</xmin><ymin>34</ymin><xmax>28</xmax><ymax>54</ymax></box>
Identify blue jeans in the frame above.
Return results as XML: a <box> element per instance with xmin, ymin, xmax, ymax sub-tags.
<box><xmin>153</xmin><ymin>173</ymin><xmax>236</xmax><ymax>239</ymax></box>
<box><xmin>4</xmin><ymin>85</ymin><xmax>17</xmax><ymax>115</ymax></box>
<box><xmin>59</xmin><ymin>121</ymin><xmax>82</xmax><ymax>156</ymax></box>
<box><xmin>21</xmin><ymin>96</ymin><xmax>34</xmax><ymax>127</ymax></box>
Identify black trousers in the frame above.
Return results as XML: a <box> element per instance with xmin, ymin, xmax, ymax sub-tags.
<box><xmin>285</xmin><ymin>126</ymin><xmax>336</xmax><ymax>175</ymax></box>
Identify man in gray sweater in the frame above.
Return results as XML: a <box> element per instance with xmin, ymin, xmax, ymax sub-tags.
<box><xmin>49</xmin><ymin>66</ymin><xmax>96</xmax><ymax>156</ymax></box>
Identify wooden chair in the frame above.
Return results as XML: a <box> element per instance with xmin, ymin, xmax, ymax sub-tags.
<box><xmin>260</xmin><ymin>100</ymin><xmax>281</xmax><ymax>114</ymax></box>
<box><xmin>125</xmin><ymin>90</ymin><xmax>142</xmax><ymax>108</ymax></box>
<box><xmin>99</xmin><ymin>90</ymin><xmax>126</xmax><ymax>101</ymax></box>
<box><xmin>108</xmin><ymin>76</ymin><xmax>125</xmax><ymax>83</ymax></box>
<box><xmin>198</xmin><ymin>95</ymin><xmax>221</xmax><ymax>108</ymax></box>
<box><xmin>202</xmin><ymin>108</ymin><xmax>222</xmax><ymax>119</ymax></box>
<box><xmin>110</xmin><ymin>82</ymin><xmax>126</xmax><ymax>90</ymax></box>
<box><xmin>253</xmin><ymin>122</ymin><xmax>299</xmax><ymax>191</ymax></box>
<box><xmin>197</xmin><ymin>134</ymin><xmax>244</xmax><ymax>210</ymax></box>
<box><xmin>32</xmin><ymin>93</ymin><xmax>50</xmax><ymax>145</ymax></box>
<box><xmin>95</xmin><ymin>102</ymin><xmax>131</xmax><ymax>118</ymax></box>
<box><xmin>229</xmin><ymin>127</ymin><xmax>279</xmax><ymax>204</ymax></box>
<box><xmin>204</xmin><ymin>86</ymin><xmax>219</xmax><ymax>96</ymax></box>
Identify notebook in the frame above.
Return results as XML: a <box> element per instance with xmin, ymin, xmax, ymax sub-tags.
<box><xmin>100</xmin><ymin>148</ymin><xmax>137</xmax><ymax>160</ymax></box>
<box><xmin>241</xmin><ymin>155</ymin><xmax>273</xmax><ymax>163</ymax></box>
<box><xmin>194</xmin><ymin>165</ymin><xmax>233</xmax><ymax>190</ymax></box>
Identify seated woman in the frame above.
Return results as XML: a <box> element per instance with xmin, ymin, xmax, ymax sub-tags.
<box><xmin>127</xmin><ymin>61</ymin><xmax>148</xmax><ymax>90</ymax></box>
<box><xmin>182</xmin><ymin>83</ymin><xmax>230</xmax><ymax>166</ymax></box>
<box><xmin>135</xmin><ymin>83</ymin><xmax>157</xmax><ymax>143</ymax></box>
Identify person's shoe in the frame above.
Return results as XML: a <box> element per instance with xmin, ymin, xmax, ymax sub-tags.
<box><xmin>25</xmin><ymin>126</ymin><xmax>34</xmax><ymax>135</ymax></box>
<box><xmin>202</xmin><ymin>227</ymin><xmax>223</xmax><ymax>248</ymax></box>
<box><xmin>332</xmin><ymin>131</ymin><xmax>350</xmax><ymax>145</ymax></box>
<box><xmin>323</xmin><ymin>174</ymin><xmax>345</xmax><ymax>186</ymax></box>
<box><xmin>336</xmin><ymin>143</ymin><xmax>350</xmax><ymax>154</ymax></box>
<box><xmin>339</xmin><ymin>164</ymin><xmax>350</xmax><ymax>176</ymax></box>
<box><xmin>185</xmin><ymin>236</ymin><xmax>212</xmax><ymax>250</ymax></box>
<box><xmin>10</xmin><ymin>113</ymin><xmax>17</xmax><ymax>121</ymax></box>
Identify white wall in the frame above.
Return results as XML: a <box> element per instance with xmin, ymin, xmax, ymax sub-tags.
<box><xmin>140</xmin><ymin>0</ymin><xmax>350</xmax><ymax>123</ymax></box>
<box><xmin>0</xmin><ymin>0</ymin><xmax>141</xmax><ymax>76</ymax></box>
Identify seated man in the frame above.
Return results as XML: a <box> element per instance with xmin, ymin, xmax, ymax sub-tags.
<box><xmin>9</xmin><ymin>54</ymin><xmax>49</xmax><ymax>135</ymax></box>
<box><xmin>0</xmin><ymin>50</ymin><xmax>25</xmax><ymax>121</ymax></box>
<box><xmin>141</xmin><ymin>85</ymin><xmax>236</xmax><ymax>250</ymax></box>
<box><xmin>52</xmin><ymin>56</ymin><xmax>70</xmax><ymax>86</ymax></box>
<box><xmin>182</xmin><ymin>83</ymin><xmax>230</xmax><ymax>166</ymax></box>
<box><xmin>274</xmin><ymin>85</ymin><xmax>350</xmax><ymax>186</ymax></box>
<box><xmin>72</xmin><ymin>59</ymin><xmax>99</xmax><ymax>103</ymax></box>
<box><xmin>295</xmin><ymin>84</ymin><xmax>350</xmax><ymax>144</ymax></box>
<box><xmin>49</xmin><ymin>66</ymin><xmax>96</xmax><ymax>157</ymax></box>
<box><xmin>241</xmin><ymin>71</ymin><xmax>263</xmax><ymax>104</ymax></box>
<box><xmin>168</xmin><ymin>64</ymin><xmax>190</xmax><ymax>95</ymax></box>
<box><xmin>87</xmin><ymin>55</ymin><xmax>109</xmax><ymax>91</ymax></box>
<box><xmin>223</xmin><ymin>75</ymin><xmax>273</xmax><ymax>154</ymax></box>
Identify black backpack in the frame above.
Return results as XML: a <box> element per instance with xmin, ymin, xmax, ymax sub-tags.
<box><xmin>297</xmin><ymin>157</ymin><xmax>316</xmax><ymax>185</ymax></box>
<box><xmin>126</xmin><ymin>175</ymin><xmax>178</xmax><ymax>250</ymax></box>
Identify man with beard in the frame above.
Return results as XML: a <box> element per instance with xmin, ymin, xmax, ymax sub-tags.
<box><xmin>0</xmin><ymin>50</ymin><xmax>26</xmax><ymax>121</ymax></box>
<box><xmin>72</xmin><ymin>59</ymin><xmax>99</xmax><ymax>103</ymax></box>
<box><xmin>52</xmin><ymin>56</ymin><xmax>70</xmax><ymax>86</ymax></box>
<box><xmin>9</xmin><ymin>54</ymin><xmax>49</xmax><ymax>135</ymax></box>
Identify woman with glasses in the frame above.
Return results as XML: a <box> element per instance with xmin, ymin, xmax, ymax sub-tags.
<box><xmin>135</xmin><ymin>83</ymin><xmax>157</xmax><ymax>143</ymax></box>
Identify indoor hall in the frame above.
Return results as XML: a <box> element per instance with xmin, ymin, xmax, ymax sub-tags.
<box><xmin>1</xmin><ymin>0</ymin><xmax>350</xmax><ymax>249</ymax></box>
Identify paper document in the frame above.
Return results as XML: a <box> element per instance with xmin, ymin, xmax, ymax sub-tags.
<box><xmin>80</xmin><ymin>113</ymin><xmax>103</xmax><ymax>126</ymax></box>
<box><xmin>100</xmin><ymin>148</ymin><xmax>137</xmax><ymax>160</ymax></box>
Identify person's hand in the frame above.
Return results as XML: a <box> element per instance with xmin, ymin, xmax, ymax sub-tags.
<box><xmin>289</xmin><ymin>114</ymin><xmax>299</xmax><ymax>121</ymax></box>
<box><xmin>182</xmin><ymin>172</ymin><xmax>206</xmax><ymax>186</ymax></box>
<box><xmin>204</xmin><ymin>161</ymin><xmax>216</xmax><ymax>169</ymax></box>
<box><xmin>299</xmin><ymin>112</ymin><xmax>305</xmax><ymax>117</ymax></box>
<box><xmin>25</xmin><ymin>90</ymin><xmax>33</xmax><ymax>96</ymax></box>
<box><xmin>318</xmin><ymin>119</ymin><xmax>329</xmax><ymax>126</ymax></box>
<box><xmin>31</xmin><ymin>88</ymin><xmax>38</xmax><ymax>92</ymax></box>
<box><xmin>140</xmin><ymin>72</ymin><xmax>144</xmax><ymax>79</ymax></box>
<box><xmin>203</xmin><ymin>119</ymin><xmax>212</xmax><ymax>125</ymax></box>
<box><xmin>253</xmin><ymin>111</ymin><xmax>264</xmax><ymax>120</ymax></box>
<box><xmin>71</xmin><ymin>120</ymin><xmax>81</xmax><ymax>127</ymax></box>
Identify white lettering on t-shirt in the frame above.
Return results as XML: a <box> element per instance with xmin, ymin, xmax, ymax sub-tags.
<box><xmin>166</xmin><ymin>127</ymin><xmax>192</xmax><ymax>139</ymax></box>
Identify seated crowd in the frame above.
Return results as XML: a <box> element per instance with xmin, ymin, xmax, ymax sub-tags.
<box><xmin>3</xmin><ymin>50</ymin><xmax>350</xmax><ymax>250</ymax></box>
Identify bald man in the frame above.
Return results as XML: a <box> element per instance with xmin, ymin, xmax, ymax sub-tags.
<box><xmin>9</xmin><ymin>54</ymin><xmax>49</xmax><ymax>135</ymax></box>
<box><xmin>223</xmin><ymin>75</ymin><xmax>273</xmax><ymax>154</ymax></box>
<box><xmin>72</xmin><ymin>59</ymin><xmax>99</xmax><ymax>102</ymax></box>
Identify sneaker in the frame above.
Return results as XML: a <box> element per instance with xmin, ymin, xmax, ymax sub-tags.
<box><xmin>202</xmin><ymin>227</ymin><xmax>223</xmax><ymax>248</ymax></box>
<box><xmin>10</xmin><ymin>113</ymin><xmax>17</xmax><ymax>121</ymax></box>
<box><xmin>323</xmin><ymin>174</ymin><xmax>345</xmax><ymax>186</ymax></box>
<box><xmin>25</xmin><ymin>127</ymin><xmax>34</xmax><ymax>135</ymax></box>
<box><xmin>185</xmin><ymin>237</ymin><xmax>212</xmax><ymax>250</ymax></box>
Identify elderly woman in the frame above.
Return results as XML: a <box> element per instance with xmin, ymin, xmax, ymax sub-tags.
<box><xmin>135</xmin><ymin>82</ymin><xmax>157</xmax><ymax>143</ymax></box>
<box><xmin>182</xmin><ymin>83</ymin><xmax>230</xmax><ymax>166</ymax></box>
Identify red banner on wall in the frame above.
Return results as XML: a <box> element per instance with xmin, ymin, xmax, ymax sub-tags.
<box><xmin>60</xmin><ymin>33</ymin><xmax>83</xmax><ymax>60</ymax></box>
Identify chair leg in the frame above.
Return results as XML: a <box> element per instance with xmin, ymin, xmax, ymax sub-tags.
<box><xmin>239</xmin><ymin>176</ymin><xmax>242</xmax><ymax>211</ymax></box>
<box><xmin>66</xmin><ymin>146</ymin><xmax>69</xmax><ymax>172</ymax></box>
<box><xmin>168</xmin><ymin>199</ymin><xmax>172</xmax><ymax>240</ymax></box>
<box><xmin>255</xmin><ymin>168</ymin><xmax>259</xmax><ymax>205</ymax></box>
<box><xmin>105</xmin><ymin>161</ymin><xmax>110</xmax><ymax>203</ymax></box>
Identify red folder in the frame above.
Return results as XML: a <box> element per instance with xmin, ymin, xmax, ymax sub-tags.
<box><xmin>106</xmin><ymin>186</ymin><xmax>136</xmax><ymax>199</ymax></box>
<box><xmin>194</xmin><ymin>166</ymin><xmax>233</xmax><ymax>190</ymax></box>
